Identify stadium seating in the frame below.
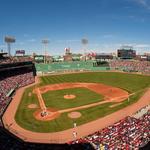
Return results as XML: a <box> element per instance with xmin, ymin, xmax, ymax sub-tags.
<box><xmin>0</xmin><ymin>56</ymin><xmax>32</xmax><ymax>64</ymax></box>
<box><xmin>0</xmin><ymin>70</ymin><xmax>35</xmax><ymax>126</ymax></box>
<box><xmin>109</xmin><ymin>60</ymin><xmax>150</xmax><ymax>73</ymax></box>
<box><xmin>69</xmin><ymin>109</ymin><xmax>150</xmax><ymax>149</ymax></box>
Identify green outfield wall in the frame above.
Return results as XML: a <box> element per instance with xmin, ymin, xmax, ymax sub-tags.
<box><xmin>35</xmin><ymin>61</ymin><xmax>110</xmax><ymax>73</ymax></box>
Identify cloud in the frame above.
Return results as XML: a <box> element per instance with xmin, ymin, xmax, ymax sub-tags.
<box><xmin>124</xmin><ymin>6</ymin><xmax>132</xmax><ymax>9</ymax></box>
<box><xmin>28</xmin><ymin>39</ymin><xmax>36</xmax><ymax>42</ymax></box>
<box><xmin>128</xmin><ymin>15</ymin><xmax>135</xmax><ymax>19</ymax></box>
<box><xmin>133</xmin><ymin>0</ymin><xmax>150</xmax><ymax>10</ymax></box>
<box><xmin>116</xmin><ymin>43</ymin><xmax>150</xmax><ymax>49</ymax></box>
<box><xmin>67</xmin><ymin>40</ymin><xmax>80</xmax><ymax>42</ymax></box>
<box><xmin>18</xmin><ymin>42</ymin><xmax>24</xmax><ymax>45</ymax></box>
<box><xmin>0</xmin><ymin>45</ymin><xmax>5</xmax><ymax>48</ymax></box>
<box><xmin>96</xmin><ymin>43</ymin><xmax>150</xmax><ymax>52</ymax></box>
<box><xmin>90</xmin><ymin>43</ymin><xmax>99</xmax><ymax>47</ymax></box>
<box><xmin>103</xmin><ymin>34</ymin><xmax>114</xmax><ymax>38</ymax></box>
<box><xmin>56</xmin><ymin>39</ymin><xmax>80</xmax><ymax>43</ymax></box>
<box><xmin>23</xmin><ymin>34</ymin><xmax>29</xmax><ymax>37</ymax></box>
<box><xmin>134</xmin><ymin>44</ymin><xmax>150</xmax><ymax>48</ymax></box>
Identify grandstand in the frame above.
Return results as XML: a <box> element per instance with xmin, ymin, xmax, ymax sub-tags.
<box><xmin>0</xmin><ymin>71</ymin><xmax>34</xmax><ymax>114</ymax></box>
<box><xmin>110</xmin><ymin>60</ymin><xmax>150</xmax><ymax>74</ymax></box>
<box><xmin>0</xmin><ymin>56</ymin><xmax>35</xmax><ymax>126</ymax></box>
<box><xmin>69</xmin><ymin>109</ymin><xmax>150</xmax><ymax>149</ymax></box>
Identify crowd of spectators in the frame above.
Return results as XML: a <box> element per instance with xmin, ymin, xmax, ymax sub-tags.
<box><xmin>132</xmin><ymin>105</ymin><xmax>150</xmax><ymax>119</ymax></box>
<box><xmin>0</xmin><ymin>70</ymin><xmax>35</xmax><ymax>126</ymax></box>
<box><xmin>69</xmin><ymin>109</ymin><xmax>150</xmax><ymax>149</ymax></box>
<box><xmin>0</xmin><ymin>56</ymin><xmax>33</xmax><ymax>64</ymax></box>
<box><xmin>109</xmin><ymin>60</ymin><xmax>150</xmax><ymax>74</ymax></box>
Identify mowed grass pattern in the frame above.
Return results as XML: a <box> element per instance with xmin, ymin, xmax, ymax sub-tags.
<box><xmin>41</xmin><ymin>72</ymin><xmax>150</xmax><ymax>92</ymax></box>
<box><xmin>42</xmin><ymin>87</ymin><xmax>103</xmax><ymax>109</ymax></box>
<box><xmin>15</xmin><ymin>72</ymin><xmax>150</xmax><ymax>132</ymax></box>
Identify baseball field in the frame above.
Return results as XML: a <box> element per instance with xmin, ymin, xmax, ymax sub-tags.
<box><xmin>15</xmin><ymin>72</ymin><xmax>150</xmax><ymax>133</ymax></box>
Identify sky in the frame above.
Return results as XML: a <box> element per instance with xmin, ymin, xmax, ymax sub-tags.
<box><xmin>0</xmin><ymin>0</ymin><xmax>150</xmax><ymax>55</ymax></box>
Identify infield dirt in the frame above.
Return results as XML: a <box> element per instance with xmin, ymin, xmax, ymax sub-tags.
<box><xmin>32</xmin><ymin>82</ymin><xmax>129</xmax><ymax>121</ymax></box>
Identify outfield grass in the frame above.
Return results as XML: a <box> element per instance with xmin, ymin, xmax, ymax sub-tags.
<box><xmin>40</xmin><ymin>72</ymin><xmax>150</xmax><ymax>93</ymax></box>
<box><xmin>15</xmin><ymin>72</ymin><xmax>150</xmax><ymax>132</ymax></box>
<box><xmin>42</xmin><ymin>87</ymin><xmax>103</xmax><ymax>109</ymax></box>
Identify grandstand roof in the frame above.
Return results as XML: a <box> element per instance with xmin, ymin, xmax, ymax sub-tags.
<box><xmin>0</xmin><ymin>52</ymin><xmax>7</xmax><ymax>56</ymax></box>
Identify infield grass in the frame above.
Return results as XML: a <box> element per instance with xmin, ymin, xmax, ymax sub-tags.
<box><xmin>42</xmin><ymin>87</ymin><xmax>103</xmax><ymax>109</ymax></box>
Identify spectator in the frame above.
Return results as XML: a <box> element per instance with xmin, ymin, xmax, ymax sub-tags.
<box><xmin>70</xmin><ymin>109</ymin><xmax>150</xmax><ymax>149</ymax></box>
<box><xmin>0</xmin><ymin>70</ymin><xmax>35</xmax><ymax>126</ymax></box>
<box><xmin>109</xmin><ymin>60</ymin><xmax>150</xmax><ymax>74</ymax></box>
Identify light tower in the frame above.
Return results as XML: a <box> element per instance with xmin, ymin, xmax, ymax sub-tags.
<box><xmin>81</xmin><ymin>38</ymin><xmax>88</xmax><ymax>61</ymax></box>
<box><xmin>42</xmin><ymin>39</ymin><xmax>49</xmax><ymax>64</ymax></box>
<box><xmin>5</xmin><ymin>36</ymin><xmax>16</xmax><ymax>56</ymax></box>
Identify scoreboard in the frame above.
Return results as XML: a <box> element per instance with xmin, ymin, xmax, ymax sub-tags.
<box><xmin>16</xmin><ymin>50</ymin><xmax>25</xmax><ymax>56</ymax></box>
<box><xmin>34</xmin><ymin>55</ymin><xmax>44</xmax><ymax>63</ymax></box>
<box><xmin>117</xmin><ymin>49</ymin><xmax>136</xmax><ymax>59</ymax></box>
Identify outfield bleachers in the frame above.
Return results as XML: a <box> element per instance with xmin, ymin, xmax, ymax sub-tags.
<box><xmin>110</xmin><ymin>60</ymin><xmax>150</xmax><ymax>73</ymax></box>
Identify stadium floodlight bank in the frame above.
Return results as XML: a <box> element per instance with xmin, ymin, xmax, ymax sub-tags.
<box><xmin>5</xmin><ymin>36</ymin><xmax>16</xmax><ymax>56</ymax></box>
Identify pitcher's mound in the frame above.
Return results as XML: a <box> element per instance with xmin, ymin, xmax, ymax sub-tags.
<box><xmin>64</xmin><ymin>94</ymin><xmax>76</xmax><ymax>99</ymax></box>
<box><xmin>28</xmin><ymin>104</ymin><xmax>38</xmax><ymax>109</ymax></box>
<box><xmin>68</xmin><ymin>111</ymin><xmax>81</xmax><ymax>118</ymax></box>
